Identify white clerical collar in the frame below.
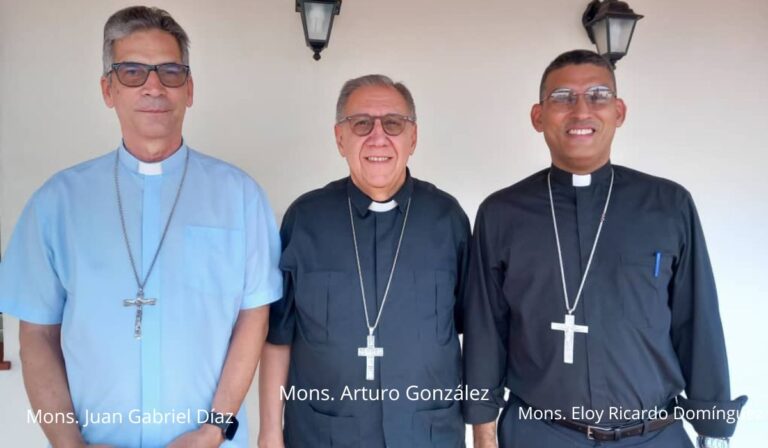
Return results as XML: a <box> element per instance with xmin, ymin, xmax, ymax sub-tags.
<box><xmin>138</xmin><ymin>160</ymin><xmax>163</xmax><ymax>176</ymax></box>
<box><xmin>118</xmin><ymin>141</ymin><xmax>188</xmax><ymax>176</ymax></box>
<box><xmin>368</xmin><ymin>200</ymin><xmax>398</xmax><ymax>213</ymax></box>
<box><xmin>572</xmin><ymin>173</ymin><xmax>592</xmax><ymax>187</ymax></box>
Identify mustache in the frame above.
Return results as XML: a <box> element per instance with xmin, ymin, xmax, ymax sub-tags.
<box><xmin>566</xmin><ymin>120</ymin><xmax>600</xmax><ymax>129</ymax></box>
<box><xmin>135</xmin><ymin>99</ymin><xmax>173</xmax><ymax>111</ymax></box>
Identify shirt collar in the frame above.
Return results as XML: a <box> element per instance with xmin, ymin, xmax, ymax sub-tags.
<box><xmin>347</xmin><ymin>168</ymin><xmax>414</xmax><ymax>217</ymax></box>
<box><xmin>549</xmin><ymin>161</ymin><xmax>613</xmax><ymax>187</ymax></box>
<box><xmin>117</xmin><ymin>140</ymin><xmax>189</xmax><ymax>176</ymax></box>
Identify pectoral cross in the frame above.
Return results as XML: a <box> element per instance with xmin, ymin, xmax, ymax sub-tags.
<box><xmin>124</xmin><ymin>290</ymin><xmax>156</xmax><ymax>339</ymax></box>
<box><xmin>551</xmin><ymin>314</ymin><xmax>589</xmax><ymax>364</ymax></box>
<box><xmin>357</xmin><ymin>333</ymin><xmax>383</xmax><ymax>381</ymax></box>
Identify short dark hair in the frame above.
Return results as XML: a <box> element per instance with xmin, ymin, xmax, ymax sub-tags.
<box><xmin>103</xmin><ymin>6</ymin><xmax>190</xmax><ymax>75</ymax></box>
<box><xmin>539</xmin><ymin>50</ymin><xmax>616</xmax><ymax>101</ymax></box>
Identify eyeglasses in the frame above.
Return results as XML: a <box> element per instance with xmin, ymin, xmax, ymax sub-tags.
<box><xmin>337</xmin><ymin>114</ymin><xmax>416</xmax><ymax>137</ymax></box>
<box><xmin>108</xmin><ymin>62</ymin><xmax>191</xmax><ymax>88</ymax></box>
<box><xmin>546</xmin><ymin>86</ymin><xmax>616</xmax><ymax>108</ymax></box>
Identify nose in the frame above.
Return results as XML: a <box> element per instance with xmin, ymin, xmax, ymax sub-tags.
<box><xmin>141</xmin><ymin>69</ymin><xmax>165</xmax><ymax>95</ymax></box>
<box><xmin>571</xmin><ymin>94</ymin><xmax>592</xmax><ymax>117</ymax></box>
<box><xmin>366</xmin><ymin>117</ymin><xmax>388</xmax><ymax>143</ymax></box>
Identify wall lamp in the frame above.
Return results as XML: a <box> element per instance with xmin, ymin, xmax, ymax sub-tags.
<box><xmin>296</xmin><ymin>0</ymin><xmax>342</xmax><ymax>61</ymax></box>
<box><xmin>582</xmin><ymin>0</ymin><xmax>643</xmax><ymax>66</ymax></box>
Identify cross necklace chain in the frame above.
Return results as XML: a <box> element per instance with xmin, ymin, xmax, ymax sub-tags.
<box><xmin>548</xmin><ymin>169</ymin><xmax>614</xmax><ymax>364</ymax></box>
<box><xmin>348</xmin><ymin>196</ymin><xmax>411</xmax><ymax>381</ymax></box>
<box><xmin>114</xmin><ymin>150</ymin><xmax>189</xmax><ymax>339</ymax></box>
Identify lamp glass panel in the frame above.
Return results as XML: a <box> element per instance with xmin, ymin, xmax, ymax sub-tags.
<box><xmin>591</xmin><ymin>19</ymin><xmax>609</xmax><ymax>56</ymax></box>
<box><xmin>607</xmin><ymin>17</ymin><xmax>636</xmax><ymax>53</ymax></box>
<box><xmin>304</xmin><ymin>2</ymin><xmax>334</xmax><ymax>41</ymax></box>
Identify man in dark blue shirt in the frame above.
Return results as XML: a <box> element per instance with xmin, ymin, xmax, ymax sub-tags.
<box><xmin>463</xmin><ymin>50</ymin><xmax>746</xmax><ymax>448</ymax></box>
<box><xmin>259</xmin><ymin>75</ymin><xmax>470</xmax><ymax>447</ymax></box>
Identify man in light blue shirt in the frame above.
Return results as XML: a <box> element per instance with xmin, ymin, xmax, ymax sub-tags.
<box><xmin>0</xmin><ymin>6</ymin><xmax>281</xmax><ymax>447</ymax></box>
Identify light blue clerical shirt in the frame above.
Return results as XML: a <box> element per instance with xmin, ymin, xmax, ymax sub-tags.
<box><xmin>0</xmin><ymin>143</ymin><xmax>282</xmax><ymax>447</ymax></box>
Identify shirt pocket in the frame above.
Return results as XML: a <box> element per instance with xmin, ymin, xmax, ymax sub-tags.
<box><xmin>312</xmin><ymin>402</ymin><xmax>361</xmax><ymax>448</ymax></box>
<box><xmin>183</xmin><ymin>226</ymin><xmax>245</xmax><ymax>298</ymax></box>
<box><xmin>285</xmin><ymin>400</ymin><xmax>360</xmax><ymax>448</ymax></box>
<box><xmin>619</xmin><ymin>253</ymin><xmax>674</xmax><ymax>329</ymax></box>
<box><xmin>416</xmin><ymin>270</ymin><xmax>458</xmax><ymax>345</ymax></box>
<box><xmin>294</xmin><ymin>271</ymin><xmax>331</xmax><ymax>344</ymax></box>
<box><xmin>412</xmin><ymin>400</ymin><xmax>465</xmax><ymax>447</ymax></box>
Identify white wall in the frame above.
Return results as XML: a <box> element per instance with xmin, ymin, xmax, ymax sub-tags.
<box><xmin>1</xmin><ymin>0</ymin><xmax>765</xmax><ymax>446</ymax></box>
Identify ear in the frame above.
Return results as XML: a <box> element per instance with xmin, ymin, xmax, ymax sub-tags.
<box><xmin>186</xmin><ymin>76</ymin><xmax>194</xmax><ymax>107</ymax></box>
<box><xmin>409</xmin><ymin>124</ymin><xmax>418</xmax><ymax>155</ymax></box>
<box><xmin>615</xmin><ymin>98</ymin><xmax>626</xmax><ymax>127</ymax></box>
<box><xmin>101</xmin><ymin>75</ymin><xmax>115</xmax><ymax>108</ymax></box>
<box><xmin>334</xmin><ymin>124</ymin><xmax>345</xmax><ymax>157</ymax></box>
<box><xmin>531</xmin><ymin>103</ymin><xmax>544</xmax><ymax>132</ymax></box>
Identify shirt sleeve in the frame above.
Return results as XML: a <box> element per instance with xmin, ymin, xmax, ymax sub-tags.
<box><xmin>669</xmin><ymin>191</ymin><xmax>747</xmax><ymax>437</ymax></box>
<box><xmin>453</xmin><ymin>208</ymin><xmax>471</xmax><ymax>335</ymax></box>
<box><xmin>0</xmin><ymin>189</ymin><xmax>67</xmax><ymax>324</ymax></box>
<box><xmin>462</xmin><ymin>201</ymin><xmax>509</xmax><ymax>424</ymax></box>
<box><xmin>241</xmin><ymin>181</ymin><xmax>283</xmax><ymax>309</ymax></box>
<box><xmin>266</xmin><ymin>203</ymin><xmax>298</xmax><ymax>345</ymax></box>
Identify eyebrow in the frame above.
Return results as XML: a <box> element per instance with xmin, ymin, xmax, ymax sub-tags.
<box><xmin>550</xmin><ymin>85</ymin><xmax>611</xmax><ymax>93</ymax></box>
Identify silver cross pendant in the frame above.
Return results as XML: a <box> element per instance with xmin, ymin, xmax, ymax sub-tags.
<box><xmin>123</xmin><ymin>290</ymin><xmax>156</xmax><ymax>339</ymax></box>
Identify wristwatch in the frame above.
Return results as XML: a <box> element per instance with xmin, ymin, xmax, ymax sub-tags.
<box><xmin>205</xmin><ymin>411</ymin><xmax>239</xmax><ymax>441</ymax></box>
<box><xmin>697</xmin><ymin>436</ymin><xmax>729</xmax><ymax>448</ymax></box>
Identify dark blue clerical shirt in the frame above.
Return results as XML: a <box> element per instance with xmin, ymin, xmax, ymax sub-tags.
<box><xmin>269</xmin><ymin>172</ymin><xmax>470</xmax><ymax>447</ymax></box>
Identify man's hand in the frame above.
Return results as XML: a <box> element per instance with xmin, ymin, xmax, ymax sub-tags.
<box><xmin>258</xmin><ymin>342</ymin><xmax>290</xmax><ymax>448</ymax></box>
<box><xmin>167</xmin><ymin>425</ymin><xmax>224</xmax><ymax>448</ymax></box>
<box><xmin>257</xmin><ymin>430</ymin><xmax>285</xmax><ymax>448</ymax></box>
<box><xmin>20</xmin><ymin>322</ymin><xmax>85</xmax><ymax>447</ymax></box>
<box><xmin>473</xmin><ymin>421</ymin><xmax>498</xmax><ymax>448</ymax></box>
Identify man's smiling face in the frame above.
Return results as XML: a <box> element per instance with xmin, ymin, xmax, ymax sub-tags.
<box><xmin>531</xmin><ymin>63</ymin><xmax>626</xmax><ymax>173</ymax></box>
<box><xmin>101</xmin><ymin>29</ymin><xmax>193</xmax><ymax>151</ymax></box>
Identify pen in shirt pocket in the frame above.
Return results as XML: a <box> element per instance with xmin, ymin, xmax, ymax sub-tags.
<box><xmin>654</xmin><ymin>252</ymin><xmax>661</xmax><ymax>278</ymax></box>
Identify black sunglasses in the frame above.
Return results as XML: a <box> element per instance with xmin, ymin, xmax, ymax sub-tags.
<box><xmin>109</xmin><ymin>62</ymin><xmax>190</xmax><ymax>88</ymax></box>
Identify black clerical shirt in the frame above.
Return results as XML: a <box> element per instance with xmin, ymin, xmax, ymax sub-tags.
<box><xmin>269</xmin><ymin>172</ymin><xmax>470</xmax><ymax>447</ymax></box>
<box><xmin>462</xmin><ymin>163</ymin><xmax>746</xmax><ymax>438</ymax></box>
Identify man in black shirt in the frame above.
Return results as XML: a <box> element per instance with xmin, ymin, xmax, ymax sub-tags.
<box><xmin>463</xmin><ymin>50</ymin><xmax>746</xmax><ymax>448</ymax></box>
<box><xmin>260</xmin><ymin>74</ymin><xmax>470</xmax><ymax>447</ymax></box>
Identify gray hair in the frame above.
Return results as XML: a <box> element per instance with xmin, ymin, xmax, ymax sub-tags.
<box><xmin>102</xmin><ymin>6</ymin><xmax>190</xmax><ymax>75</ymax></box>
<box><xmin>335</xmin><ymin>74</ymin><xmax>416</xmax><ymax>122</ymax></box>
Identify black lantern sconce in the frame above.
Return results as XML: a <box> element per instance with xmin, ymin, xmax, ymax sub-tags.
<box><xmin>582</xmin><ymin>0</ymin><xmax>643</xmax><ymax>66</ymax></box>
<box><xmin>296</xmin><ymin>0</ymin><xmax>342</xmax><ymax>61</ymax></box>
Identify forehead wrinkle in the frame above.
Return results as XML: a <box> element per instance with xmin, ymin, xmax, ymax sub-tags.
<box><xmin>113</xmin><ymin>30</ymin><xmax>183</xmax><ymax>65</ymax></box>
<box><xmin>344</xmin><ymin>87</ymin><xmax>409</xmax><ymax>116</ymax></box>
<box><xmin>543</xmin><ymin>66</ymin><xmax>615</xmax><ymax>96</ymax></box>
